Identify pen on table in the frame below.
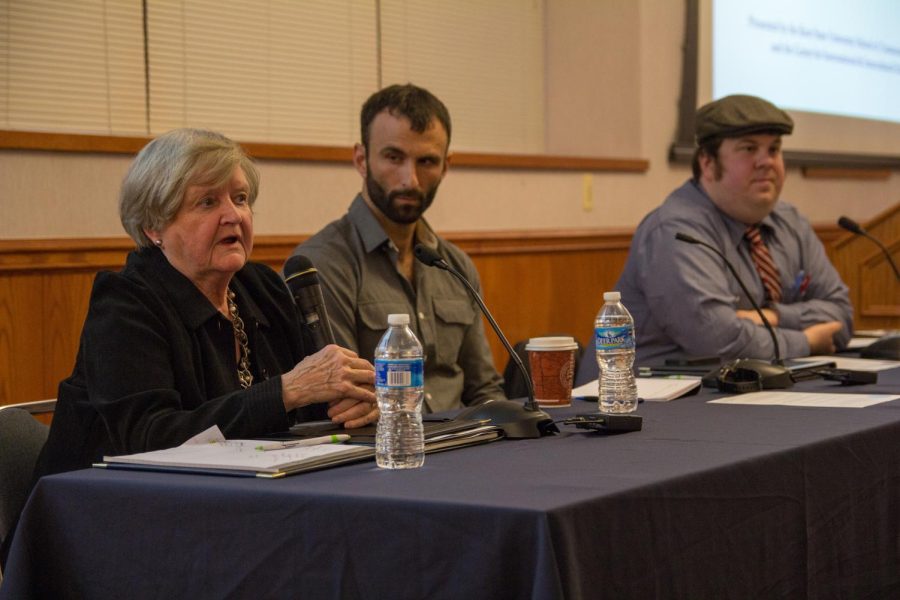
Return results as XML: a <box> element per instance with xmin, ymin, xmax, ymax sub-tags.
<box><xmin>255</xmin><ymin>434</ymin><xmax>350</xmax><ymax>451</ymax></box>
<box><xmin>638</xmin><ymin>367</ymin><xmax>671</xmax><ymax>377</ymax></box>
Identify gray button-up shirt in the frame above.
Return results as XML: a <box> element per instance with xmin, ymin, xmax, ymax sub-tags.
<box><xmin>290</xmin><ymin>195</ymin><xmax>506</xmax><ymax>413</ymax></box>
<box><xmin>613</xmin><ymin>180</ymin><xmax>853</xmax><ymax>365</ymax></box>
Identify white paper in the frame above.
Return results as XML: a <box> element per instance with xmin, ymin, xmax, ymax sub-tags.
<box><xmin>572</xmin><ymin>377</ymin><xmax>701</xmax><ymax>402</ymax></box>
<box><xmin>708</xmin><ymin>391</ymin><xmax>899</xmax><ymax>408</ymax></box>
<box><xmin>793</xmin><ymin>355</ymin><xmax>900</xmax><ymax>372</ymax></box>
<box><xmin>103</xmin><ymin>425</ymin><xmax>365</xmax><ymax>474</ymax></box>
<box><xmin>571</xmin><ymin>380</ymin><xmax>597</xmax><ymax>398</ymax></box>
<box><xmin>846</xmin><ymin>337</ymin><xmax>876</xmax><ymax>350</ymax></box>
<box><xmin>854</xmin><ymin>329</ymin><xmax>892</xmax><ymax>337</ymax></box>
<box><xmin>182</xmin><ymin>425</ymin><xmax>227</xmax><ymax>445</ymax></box>
<box><xmin>104</xmin><ymin>439</ymin><xmax>363</xmax><ymax>473</ymax></box>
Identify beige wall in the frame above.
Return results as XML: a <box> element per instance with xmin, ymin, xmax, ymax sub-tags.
<box><xmin>0</xmin><ymin>0</ymin><xmax>896</xmax><ymax>241</ymax></box>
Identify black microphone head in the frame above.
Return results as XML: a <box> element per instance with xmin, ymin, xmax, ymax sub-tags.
<box><xmin>413</xmin><ymin>243</ymin><xmax>446</xmax><ymax>268</ymax></box>
<box><xmin>837</xmin><ymin>216</ymin><xmax>865</xmax><ymax>235</ymax></box>
<box><xmin>455</xmin><ymin>399</ymin><xmax>558</xmax><ymax>439</ymax></box>
<box><xmin>720</xmin><ymin>358</ymin><xmax>793</xmax><ymax>390</ymax></box>
<box><xmin>675</xmin><ymin>232</ymin><xmax>698</xmax><ymax>244</ymax></box>
<box><xmin>284</xmin><ymin>255</ymin><xmax>320</xmax><ymax>289</ymax></box>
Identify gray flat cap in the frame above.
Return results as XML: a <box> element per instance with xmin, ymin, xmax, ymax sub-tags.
<box><xmin>696</xmin><ymin>95</ymin><xmax>793</xmax><ymax>144</ymax></box>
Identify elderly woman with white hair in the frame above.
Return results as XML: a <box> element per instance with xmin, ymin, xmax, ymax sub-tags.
<box><xmin>34</xmin><ymin>128</ymin><xmax>379</xmax><ymax>478</ymax></box>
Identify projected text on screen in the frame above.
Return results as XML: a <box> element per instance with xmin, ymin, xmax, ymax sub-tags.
<box><xmin>713</xmin><ymin>0</ymin><xmax>900</xmax><ymax>124</ymax></box>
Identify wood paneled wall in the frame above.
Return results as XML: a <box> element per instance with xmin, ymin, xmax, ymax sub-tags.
<box><xmin>1</xmin><ymin>214</ymin><xmax>896</xmax><ymax>406</ymax></box>
<box><xmin>0</xmin><ymin>231</ymin><xmax>626</xmax><ymax>405</ymax></box>
<box><xmin>460</xmin><ymin>230</ymin><xmax>634</xmax><ymax>366</ymax></box>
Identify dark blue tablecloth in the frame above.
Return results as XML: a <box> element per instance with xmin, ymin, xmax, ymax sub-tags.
<box><xmin>3</xmin><ymin>370</ymin><xmax>900</xmax><ymax>599</ymax></box>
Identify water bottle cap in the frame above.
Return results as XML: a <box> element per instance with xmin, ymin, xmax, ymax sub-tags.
<box><xmin>603</xmin><ymin>291</ymin><xmax>621</xmax><ymax>302</ymax></box>
<box><xmin>387</xmin><ymin>313</ymin><xmax>410</xmax><ymax>326</ymax></box>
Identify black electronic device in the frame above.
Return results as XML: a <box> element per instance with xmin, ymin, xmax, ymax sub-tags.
<box><xmin>650</xmin><ymin>356</ymin><xmax>722</xmax><ymax>379</ymax></box>
<box><xmin>287</xmin><ymin>419</ymin><xmax>337</xmax><ymax>436</ymax></box>
<box><xmin>860</xmin><ymin>335</ymin><xmax>900</xmax><ymax>361</ymax></box>
<box><xmin>413</xmin><ymin>243</ymin><xmax>557</xmax><ymax>438</ymax></box>
<box><xmin>640</xmin><ymin>364</ymin><xmax>718</xmax><ymax>377</ymax></box>
<box><xmin>790</xmin><ymin>362</ymin><xmax>878</xmax><ymax>386</ymax></box>
<box><xmin>838</xmin><ymin>216</ymin><xmax>900</xmax><ymax>281</ymax></box>
<box><xmin>284</xmin><ymin>255</ymin><xmax>336</xmax><ymax>352</ymax></box>
<box><xmin>821</xmin><ymin>368</ymin><xmax>878</xmax><ymax>385</ymax></box>
<box><xmin>665</xmin><ymin>356</ymin><xmax>720</xmax><ymax>367</ymax></box>
<box><xmin>564</xmin><ymin>413</ymin><xmax>643</xmax><ymax>433</ymax></box>
<box><xmin>675</xmin><ymin>232</ymin><xmax>793</xmax><ymax>392</ymax></box>
<box><xmin>702</xmin><ymin>358</ymin><xmax>795</xmax><ymax>393</ymax></box>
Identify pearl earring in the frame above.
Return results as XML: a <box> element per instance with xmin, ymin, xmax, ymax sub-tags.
<box><xmin>154</xmin><ymin>239</ymin><xmax>163</xmax><ymax>248</ymax></box>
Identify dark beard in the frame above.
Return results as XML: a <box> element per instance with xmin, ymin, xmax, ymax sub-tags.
<box><xmin>365</xmin><ymin>168</ymin><xmax>438</xmax><ymax>225</ymax></box>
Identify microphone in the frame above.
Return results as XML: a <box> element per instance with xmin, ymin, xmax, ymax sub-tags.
<box><xmin>836</xmin><ymin>215</ymin><xmax>864</xmax><ymax>236</ymax></box>
<box><xmin>674</xmin><ymin>232</ymin><xmax>793</xmax><ymax>390</ymax></box>
<box><xmin>839</xmin><ymin>216</ymin><xmax>900</xmax><ymax>360</ymax></box>
<box><xmin>838</xmin><ymin>216</ymin><xmax>900</xmax><ymax>281</ymax></box>
<box><xmin>284</xmin><ymin>255</ymin><xmax>336</xmax><ymax>352</ymax></box>
<box><xmin>413</xmin><ymin>243</ymin><xmax>556</xmax><ymax>438</ymax></box>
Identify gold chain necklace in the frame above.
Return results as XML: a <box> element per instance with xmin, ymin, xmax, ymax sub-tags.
<box><xmin>226</xmin><ymin>288</ymin><xmax>253</xmax><ymax>389</ymax></box>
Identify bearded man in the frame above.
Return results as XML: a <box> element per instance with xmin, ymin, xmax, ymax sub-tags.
<box><xmin>288</xmin><ymin>84</ymin><xmax>506</xmax><ymax>412</ymax></box>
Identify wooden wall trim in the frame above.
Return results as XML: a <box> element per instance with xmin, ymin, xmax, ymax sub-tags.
<box><xmin>0</xmin><ymin>130</ymin><xmax>649</xmax><ymax>173</ymax></box>
<box><xmin>439</xmin><ymin>229</ymin><xmax>635</xmax><ymax>254</ymax></box>
<box><xmin>0</xmin><ymin>130</ymin><xmax>148</xmax><ymax>153</ymax></box>
<box><xmin>448</xmin><ymin>152</ymin><xmax>648</xmax><ymax>172</ymax></box>
<box><xmin>801</xmin><ymin>167</ymin><xmax>892</xmax><ymax>180</ymax></box>
<box><xmin>0</xmin><ymin>238</ymin><xmax>137</xmax><ymax>272</ymax></box>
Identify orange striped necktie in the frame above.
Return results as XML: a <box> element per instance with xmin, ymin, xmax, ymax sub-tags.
<box><xmin>744</xmin><ymin>224</ymin><xmax>782</xmax><ymax>303</ymax></box>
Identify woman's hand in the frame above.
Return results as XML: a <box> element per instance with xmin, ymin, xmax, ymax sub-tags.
<box><xmin>281</xmin><ymin>345</ymin><xmax>377</xmax><ymax>424</ymax></box>
<box><xmin>327</xmin><ymin>396</ymin><xmax>380</xmax><ymax>429</ymax></box>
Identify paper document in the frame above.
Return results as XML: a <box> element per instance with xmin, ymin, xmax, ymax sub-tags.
<box><xmin>299</xmin><ymin>420</ymin><xmax>504</xmax><ymax>453</ymax></box>
<box><xmin>423</xmin><ymin>425</ymin><xmax>504</xmax><ymax>453</ymax></box>
<box><xmin>846</xmin><ymin>337</ymin><xmax>876</xmax><ymax>350</ymax></box>
<box><xmin>99</xmin><ymin>425</ymin><xmax>372</xmax><ymax>477</ymax></box>
<box><xmin>182</xmin><ymin>424</ymin><xmax>227</xmax><ymax>445</ymax></box>
<box><xmin>708</xmin><ymin>391</ymin><xmax>899</xmax><ymax>408</ymax></box>
<box><xmin>854</xmin><ymin>329</ymin><xmax>894</xmax><ymax>337</ymax></box>
<box><xmin>793</xmin><ymin>355</ymin><xmax>900</xmax><ymax>372</ymax></box>
<box><xmin>572</xmin><ymin>377</ymin><xmax>701</xmax><ymax>402</ymax></box>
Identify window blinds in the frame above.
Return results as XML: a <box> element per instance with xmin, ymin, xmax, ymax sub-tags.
<box><xmin>380</xmin><ymin>0</ymin><xmax>544</xmax><ymax>153</ymax></box>
<box><xmin>146</xmin><ymin>0</ymin><xmax>377</xmax><ymax>144</ymax></box>
<box><xmin>0</xmin><ymin>0</ymin><xmax>145</xmax><ymax>134</ymax></box>
<box><xmin>1</xmin><ymin>0</ymin><xmax>544</xmax><ymax>151</ymax></box>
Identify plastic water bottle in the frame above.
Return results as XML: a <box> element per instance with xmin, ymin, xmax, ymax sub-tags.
<box><xmin>374</xmin><ymin>313</ymin><xmax>425</xmax><ymax>469</ymax></box>
<box><xmin>595</xmin><ymin>291</ymin><xmax>638</xmax><ymax>413</ymax></box>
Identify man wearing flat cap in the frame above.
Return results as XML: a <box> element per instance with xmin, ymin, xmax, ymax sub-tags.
<box><xmin>604</xmin><ymin>94</ymin><xmax>852</xmax><ymax>365</ymax></box>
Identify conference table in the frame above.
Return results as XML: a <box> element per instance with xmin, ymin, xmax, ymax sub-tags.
<box><xmin>3</xmin><ymin>368</ymin><xmax>900</xmax><ymax>599</ymax></box>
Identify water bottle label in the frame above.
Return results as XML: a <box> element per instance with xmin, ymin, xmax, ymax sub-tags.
<box><xmin>595</xmin><ymin>325</ymin><xmax>634</xmax><ymax>350</ymax></box>
<box><xmin>375</xmin><ymin>359</ymin><xmax>424</xmax><ymax>388</ymax></box>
